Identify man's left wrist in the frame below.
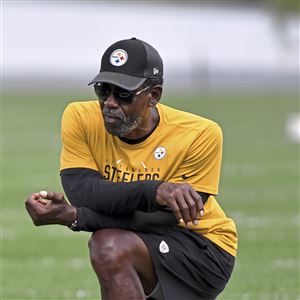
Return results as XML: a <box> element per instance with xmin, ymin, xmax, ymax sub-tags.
<box><xmin>60</xmin><ymin>205</ymin><xmax>77</xmax><ymax>227</ymax></box>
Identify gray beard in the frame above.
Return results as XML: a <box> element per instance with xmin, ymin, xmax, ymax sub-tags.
<box><xmin>105</xmin><ymin>116</ymin><xmax>143</xmax><ymax>137</ymax></box>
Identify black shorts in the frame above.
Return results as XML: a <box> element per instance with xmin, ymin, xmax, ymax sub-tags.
<box><xmin>136</xmin><ymin>227</ymin><xmax>235</xmax><ymax>300</ymax></box>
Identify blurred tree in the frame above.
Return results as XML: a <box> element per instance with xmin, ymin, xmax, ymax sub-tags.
<box><xmin>266</xmin><ymin>0</ymin><xmax>300</xmax><ymax>15</ymax></box>
<box><xmin>159</xmin><ymin>0</ymin><xmax>299</xmax><ymax>14</ymax></box>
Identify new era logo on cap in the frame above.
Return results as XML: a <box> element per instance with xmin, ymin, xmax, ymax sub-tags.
<box><xmin>153</xmin><ymin>67</ymin><xmax>159</xmax><ymax>75</ymax></box>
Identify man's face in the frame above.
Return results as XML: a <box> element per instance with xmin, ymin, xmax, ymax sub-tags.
<box><xmin>97</xmin><ymin>83</ymin><xmax>151</xmax><ymax>139</ymax></box>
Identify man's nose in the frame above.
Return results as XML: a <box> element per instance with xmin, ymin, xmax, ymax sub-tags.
<box><xmin>104</xmin><ymin>93</ymin><xmax>119</xmax><ymax>108</ymax></box>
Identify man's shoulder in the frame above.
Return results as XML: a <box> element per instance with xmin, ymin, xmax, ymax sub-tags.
<box><xmin>65</xmin><ymin>100</ymin><xmax>99</xmax><ymax>115</ymax></box>
<box><xmin>158</xmin><ymin>103</ymin><xmax>220</xmax><ymax>132</ymax></box>
<box><xmin>62</xmin><ymin>100</ymin><xmax>102</xmax><ymax>129</ymax></box>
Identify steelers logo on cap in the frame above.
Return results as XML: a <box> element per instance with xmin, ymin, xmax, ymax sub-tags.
<box><xmin>110</xmin><ymin>49</ymin><xmax>128</xmax><ymax>66</ymax></box>
<box><xmin>154</xmin><ymin>146</ymin><xmax>166</xmax><ymax>160</ymax></box>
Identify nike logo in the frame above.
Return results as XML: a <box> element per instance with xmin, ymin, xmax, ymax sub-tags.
<box><xmin>181</xmin><ymin>174</ymin><xmax>195</xmax><ymax>180</ymax></box>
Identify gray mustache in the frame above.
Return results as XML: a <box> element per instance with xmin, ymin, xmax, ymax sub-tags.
<box><xmin>102</xmin><ymin>109</ymin><xmax>125</xmax><ymax>120</ymax></box>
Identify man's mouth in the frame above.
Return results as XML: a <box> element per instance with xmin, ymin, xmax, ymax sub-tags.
<box><xmin>103</xmin><ymin>113</ymin><xmax>123</xmax><ymax>124</ymax></box>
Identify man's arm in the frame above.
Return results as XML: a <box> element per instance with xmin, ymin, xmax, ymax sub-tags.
<box><xmin>25</xmin><ymin>191</ymin><xmax>178</xmax><ymax>233</ymax></box>
<box><xmin>76</xmin><ymin>207</ymin><xmax>178</xmax><ymax>233</ymax></box>
<box><xmin>60</xmin><ymin>168</ymin><xmax>163</xmax><ymax>215</ymax></box>
<box><xmin>25</xmin><ymin>191</ymin><xmax>208</xmax><ymax>233</ymax></box>
<box><xmin>25</xmin><ymin>168</ymin><xmax>205</xmax><ymax>230</ymax></box>
<box><xmin>61</xmin><ymin>167</ymin><xmax>205</xmax><ymax>224</ymax></box>
<box><xmin>75</xmin><ymin>192</ymin><xmax>209</xmax><ymax>232</ymax></box>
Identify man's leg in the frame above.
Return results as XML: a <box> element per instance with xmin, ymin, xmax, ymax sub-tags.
<box><xmin>88</xmin><ymin>228</ymin><xmax>158</xmax><ymax>300</ymax></box>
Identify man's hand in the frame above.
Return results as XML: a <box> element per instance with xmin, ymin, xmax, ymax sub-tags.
<box><xmin>25</xmin><ymin>191</ymin><xmax>77</xmax><ymax>226</ymax></box>
<box><xmin>156</xmin><ymin>182</ymin><xmax>204</xmax><ymax>226</ymax></box>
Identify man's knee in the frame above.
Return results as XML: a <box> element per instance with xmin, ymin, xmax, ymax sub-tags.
<box><xmin>88</xmin><ymin>229</ymin><xmax>158</xmax><ymax>293</ymax></box>
<box><xmin>88</xmin><ymin>229</ymin><xmax>132</xmax><ymax>274</ymax></box>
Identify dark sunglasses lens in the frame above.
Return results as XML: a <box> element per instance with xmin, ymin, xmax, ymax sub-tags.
<box><xmin>114</xmin><ymin>89</ymin><xmax>134</xmax><ymax>104</ymax></box>
<box><xmin>94</xmin><ymin>84</ymin><xmax>134</xmax><ymax>104</ymax></box>
<box><xmin>94</xmin><ymin>84</ymin><xmax>109</xmax><ymax>101</ymax></box>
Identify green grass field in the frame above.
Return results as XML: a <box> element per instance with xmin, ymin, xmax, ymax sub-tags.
<box><xmin>2</xmin><ymin>88</ymin><xmax>299</xmax><ymax>300</ymax></box>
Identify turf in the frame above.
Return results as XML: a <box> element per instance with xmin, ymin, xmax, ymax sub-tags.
<box><xmin>2</xmin><ymin>89</ymin><xmax>299</xmax><ymax>299</ymax></box>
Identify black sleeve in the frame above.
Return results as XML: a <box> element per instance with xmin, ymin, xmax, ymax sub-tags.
<box><xmin>72</xmin><ymin>193</ymin><xmax>209</xmax><ymax>233</ymax></box>
<box><xmin>74</xmin><ymin>207</ymin><xmax>178</xmax><ymax>234</ymax></box>
<box><xmin>60</xmin><ymin>168</ymin><xmax>163</xmax><ymax>215</ymax></box>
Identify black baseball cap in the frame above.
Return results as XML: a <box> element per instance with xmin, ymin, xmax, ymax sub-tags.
<box><xmin>88</xmin><ymin>37</ymin><xmax>163</xmax><ymax>90</ymax></box>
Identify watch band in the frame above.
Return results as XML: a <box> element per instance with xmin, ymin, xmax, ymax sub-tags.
<box><xmin>68</xmin><ymin>219</ymin><xmax>78</xmax><ymax>231</ymax></box>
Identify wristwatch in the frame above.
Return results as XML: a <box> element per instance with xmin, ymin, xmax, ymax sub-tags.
<box><xmin>68</xmin><ymin>219</ymin><xmax>78</xmax><ymax>231</ymax></box>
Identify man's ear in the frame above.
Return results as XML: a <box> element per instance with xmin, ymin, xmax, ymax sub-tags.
<box><xmin>148</xmin><ymin>85</ymin><xmax>162</xmax><ymax>107</ymax></box>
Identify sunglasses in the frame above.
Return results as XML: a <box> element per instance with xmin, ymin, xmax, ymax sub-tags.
<box><xmin>94</xmin><ymin>83</ymin><xmax>151</xmax><ymax>104</ymax></box>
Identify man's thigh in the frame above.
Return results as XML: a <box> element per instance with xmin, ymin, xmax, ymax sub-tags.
<box><xmin>89</xmin><ymin>228</ymin><xmax>158</xmax><ymax>293</ymax></box>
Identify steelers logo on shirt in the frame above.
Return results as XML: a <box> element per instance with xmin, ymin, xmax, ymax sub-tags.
<box><xmin>154</xmin><ymin>146</ymin><xmax>166</xmax><ymax>160</ymax></box>
<box><xmin>110</xmin><ymin>49</ymin><xmax>128</xmax><ymax>66</ymax></box>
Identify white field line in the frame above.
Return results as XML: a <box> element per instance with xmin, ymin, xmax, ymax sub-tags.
<box><xmin>271</xmin><ymin>258</ymin><xmax>300</xmax><ymax>269</ymax></box>
<box><xmin>223</xmin><ymin>161</ymin><xmax>299</xmax><ymax>178</ymax></box>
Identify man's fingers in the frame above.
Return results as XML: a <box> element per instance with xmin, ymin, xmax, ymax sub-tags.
<box><xmin>26</xmin><ymin>197</ymin><xmax>45</xmax><ymax>210</ymax></box>
<box><xmin>176</xmin><ymin>193</ymin><xmax>193</xmax><ymax>225</ymax></box>
<box><xmin>25</xmin><ymin>197</ymin><xmax>34</xmax><ymax>209</ymax></box>
<box><xmin>25</xmin><ymin>193</ymin><xmax>49</xmax><ymax>207</ymax></box>
<box><xmin>25</xmin><ymin>195</ymin><xmax>40</xmax><ymax>208</ymax></box>
<box><xmin>41</xmin><ymin>191</ymin><xmax>65</xmax><ymax>203</ymax></box>
<box><xmin>39</xmin><ymin>191</ymin><xmax>48</xmax><ymax>198</ymax></box>
<box><xmin>189</xmin><ymin>188</ymin><xmax>204</xmax><ymax>216</ymax></box>
<box><xmin>184</xmin><ymin>194</ymin><xmax>199</xmax><ymax>225</ymax></box>
<box><xmin>156</xmin><ymin>182</ymin><xmax>205</xmax><ymax>226</ymax></box>
<box><xmin>168</xmin><ymin>201</ymin><xmax>183</xmax><ymax>224</ymax></box>
<box><xmin>37</xmin><ymin>199</ymin><xmax>48</xmax><ymax>205</ymax></box>
<box><xmin>32</xmin><ymin>193</ymin><xmax>41</xmax><ymax>200</ymax></box>
<box><xmin>25</xmin><ymin>197</ymin><xmax>46</xmax><ymax>225</ymax></box>
<box><xmin>25</xmin><ymin>191</ymin><xmax>69</xmax><ymax>227</ymax></box>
